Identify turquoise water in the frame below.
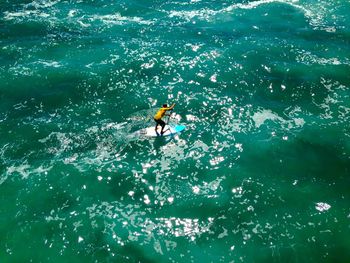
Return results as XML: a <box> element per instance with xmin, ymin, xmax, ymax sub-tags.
<box><xmin>1</xmin><ymin>0</ymin><xmax>350</xmax><ymax>262</ymax></box>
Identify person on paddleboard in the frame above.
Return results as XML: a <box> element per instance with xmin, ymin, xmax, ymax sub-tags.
<box><xmin>154</xmin><ymin>103</ymin><xmax>175</xmax><ymax>135</ymax></box>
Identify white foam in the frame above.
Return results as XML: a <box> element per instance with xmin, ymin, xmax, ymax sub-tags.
<box><xmin>144</xmin><ymin>195</ymin><xmax>151</xmax><ymax>204</ymax></box>
<box><xmin>225</xmin><ymin>0</ymin><xmax>296</xmax><ymax>12</ymax></box>
<box><xmin>315</xmin><ymin>202</ymin><xmax>331</xmax><ymax>212</ymax></box>
<box><xmin>3</xmin><ymin>9</ymin><xmax>50</xmax><ymax>21</ymax></box>
<box><xmin>68</xmin><ymin>10</ymin><xmax>77</xmax><ymax>17</ymax></box>
<box><xmin>7</xmin><ymin>164</ymin><xmax>31</xmax><ymax>179</ymax></box>
<box><xmin>168</xmin><ymin>8</ymin><xmax>217</xmax><ymax>21</ymax></box>
<box><xmin>296</xmin><ymin>50</ymin><xmax>349</xmax><ymax>66</ymax></box>
<box><xmin>210</xmin><ymin>74</ymin><xmax>217</xmax><ymax>83</ymax></box>
<box><xmin>209</xmin><ymin>156</ymin><xmax>224</xmax><ymax>166</ymax></box>
<box><xmin>192</xmin><ymin>186</ymin><xmax>200</xmax><ymax>194</ymax></box>
<box><xmin>166</xmin><ymin>0</ymin><xmax>340</xmax><ymax>34</ymax></box>
<box><xmin>252</xmin><ymin>109</ymin><xmax>285</xmax><ymax>128</ymax></box>
<box><xmin>25</xmin><ymin>0</ymin><xmax>59</xmax><ymax>9</ymax></box>
<box><xmin>93</xmin><ymin>13</ymin><xmax>154</xmax><ymax>26</ymax></box>
<box><xmin>36</xmin><ymin>60</ymin><xmax>62</xmax><ymax>68</ymax></box>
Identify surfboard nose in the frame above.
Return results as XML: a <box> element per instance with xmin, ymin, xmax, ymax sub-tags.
<box><xmin>173</xmin><ymin>125</ymin><xmax>186</xmax><ymax>133</ymax></box>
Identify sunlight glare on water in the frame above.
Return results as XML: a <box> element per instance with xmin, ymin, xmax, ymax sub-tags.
<box><xmin>0</xmin><ymin>0</ymin><xmax>350</xmax><ymax>262</ymax></box>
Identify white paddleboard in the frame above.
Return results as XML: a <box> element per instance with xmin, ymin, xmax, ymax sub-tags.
<box><xmin>142</xmin><ymin>125</ymin><xmax>186</xmax><ymax>137</ymax></box>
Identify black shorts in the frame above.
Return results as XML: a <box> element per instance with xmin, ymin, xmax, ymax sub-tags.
<box><xmin>154</xmin><ymin>118</ymin><xmax>165</xmax><ymax>126</ymax></box>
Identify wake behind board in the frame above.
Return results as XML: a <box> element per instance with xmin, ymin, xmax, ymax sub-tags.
<box><xmin>142</xmin><ymin>124</ymin><xmax>185</xmax><ymax>137</ymax></box>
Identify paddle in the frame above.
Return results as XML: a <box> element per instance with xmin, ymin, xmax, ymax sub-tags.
<box><xmin>160</xmin><ymin>109</ymin><xmax>173</xmax><ymax>135</ymax></box>
<box><xmin>166</xmin><ymin>109</ymin><xmax>173</xmax><ymax>125</ymax></box>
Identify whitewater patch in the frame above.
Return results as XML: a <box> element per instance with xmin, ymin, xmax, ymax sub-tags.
<box><xmin>3</xmin><ymin>10</ymin><xmax>50</xmax><ymax>21</ymax></box>
<box><xmin>252</xmin><ymin>109</ymin><xmax>285</xmax><ymax>128</ymax></box>
<box><xmin>295</xmin><ymin>50</ymin><xmax>349</xmax><ymax>66</ymax></box>
<box><xmin>24</xmin><ymin>0</ymin><xmax>60</xmax><ymax>10</ymax></box>
<box><xmin>35</xmin><ymin>60</ymin><xmax>63</xmax><ymax>68</ymax></box>
<box><xmin>167</xmin><ymin>8</ymin><xmax>217</xmax><ymax>21</ymax></box>
<box><xmin>315</xmin><ymin>202</ymin><xmax>331</xmax><ymax>212</ymax></box>
<box><xmin>252</xmin><ymin>108</ymin><xmax>305</xmax><ymax>129</ymax></box>
<box><xmin>5</xmin><ymin>162</ymin><xmax>52</xmax><ymax>181</ymax></box>
<box><xmin>164</xmin><ymin>0</ymin><xmax>340</xmax><ymax>34</ymax></box>
<box><xmin>91</xmin><ymin>13</ymin><xmax>154</xmax><ymax>26</ymax></box>
<box><xmin>165</xmin><ymin>0</ymin><xmax>299</xmax><ymax>22</ymax></box>
<box><xmin>222</xmin><ymin>0</ymin><xmax>341</xmax><ymax>32</ymax></box>
<box><xmin>224</xmin><ymin>0</ymin><xmax>299</xmax><ymax>11</ymax></box>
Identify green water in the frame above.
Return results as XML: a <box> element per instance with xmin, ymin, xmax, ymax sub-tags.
<box><xmin>0</xmin><ymin>0</ymin><xmax>350</xmax><ymax>262</ymax></box>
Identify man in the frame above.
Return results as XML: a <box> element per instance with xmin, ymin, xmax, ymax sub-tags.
<box><xmin>154</xmin><ymin>103</ymin><xmax>175</xmax><ymax>135</ymax></box>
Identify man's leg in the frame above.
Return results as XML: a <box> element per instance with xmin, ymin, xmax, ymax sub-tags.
<box><xmin>155</xmin><ymin>125</ymin><xmax>161</xmax><ymax>136</ymax></box>
<box><xmin>154</xmin><ymin>118</ymin><xmax>161</xmax><ymax>135</ymax></box>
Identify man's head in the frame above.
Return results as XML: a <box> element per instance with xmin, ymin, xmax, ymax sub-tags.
<box><xmin>162</xmin><ymin>104</ymin><xmax>168</xmax><ymax>108</ymax></box>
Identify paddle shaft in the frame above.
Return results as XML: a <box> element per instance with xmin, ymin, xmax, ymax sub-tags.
<box><xmin>166</xmin><ymin>109</ymin><xmax>173</xmax><ymax>125</ymax></box>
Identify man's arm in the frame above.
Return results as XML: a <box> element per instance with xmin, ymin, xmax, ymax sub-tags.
<box><xmin>165</xmin><ymin>103</ymin><xmax>175</xmax><ymax>111</ymax></box>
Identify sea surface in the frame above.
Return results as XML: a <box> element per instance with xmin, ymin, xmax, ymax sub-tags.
<box><xmin>0</xmin><ymin>0</ymin><xmax>350</xmax><ymax>262</ymax></box>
